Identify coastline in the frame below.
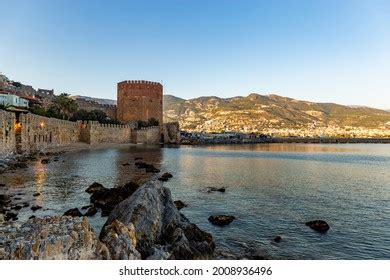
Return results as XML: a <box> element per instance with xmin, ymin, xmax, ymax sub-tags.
<box><xmin>180</xmin><ymin>137</ymin><xmax>390</xmax><ymax>145</ymax></box>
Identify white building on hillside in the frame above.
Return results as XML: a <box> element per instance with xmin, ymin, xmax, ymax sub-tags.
<box><xmin>0</xmin><ymin>93</ymin><xmax>29</xmax><ymax>108</ymax></box>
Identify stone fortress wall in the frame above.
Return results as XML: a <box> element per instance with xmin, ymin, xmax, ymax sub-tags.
<box><xmin>79</xmin><ymin>121</ymin><xmax>133</xmax><ymax>145</ymax></box>
<box><xmin>163</xmin><ymin>122</ymin><xmax>180</xmax><ymax>144</ymax></box>
<box><xmin>117</xmin><ymin>80</ymin><xmax>163</xmax><ymax>127</ymax></box>
<box><xmin>1</xmin><ymin>79</ymin><xmax>180</xmax><ymax>157</ymax></box>
<box><xmin>132</xmin><ymin>126</ymin><xmax>161</xmax><ymax>144</ymax></box>
<box><xmin>0</xmin><ymin>110</ymin><xmax>172</xmax><ymax>157</ymax></box>
<box><xmin>0</xmin><ymin>110</ymin><xmax>16</xmax><ymax>156</ymax></box>
<box><xmin>19</xmin><ymin>113</ymin><xmax>80</xmax><ymax>154</ymax></box>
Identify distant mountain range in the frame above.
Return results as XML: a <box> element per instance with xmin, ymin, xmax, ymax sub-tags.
<box><xmin>163</xmin><ymin>94</ymin><xmax>390</xmax><ymax>133</ymax></box>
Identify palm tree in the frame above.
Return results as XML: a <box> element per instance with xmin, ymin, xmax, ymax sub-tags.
<box><xmin>52</xmin><ymin>93</ymin><xmax>78</xmax><ymax>120</ymax></box>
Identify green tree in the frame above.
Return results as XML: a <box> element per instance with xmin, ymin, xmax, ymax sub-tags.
<box><xmin>51</xmin><ymin>93</ymin><xmax>78</xmax><ymax>120</ymax></box>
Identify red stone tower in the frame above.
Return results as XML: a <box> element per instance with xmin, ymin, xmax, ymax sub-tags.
<box><xmin>117</xmin><ymin>80</ymin><xmax>163</xmax><ymax>126</ymax></box>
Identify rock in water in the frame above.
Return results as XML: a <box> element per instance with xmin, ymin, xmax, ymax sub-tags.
<box><xmin>161</xmin><ymin>172</ymin><xmax>173</xmax><ymax>179</ymax></box>
<box><xmin>31</xmin><ymin>205</ymin><xmax>42</xmax><ymax>211</ymax></box>
<box><xmin>274</xmin><ymin>236</ymin><xmax>282</xmax><ymax>242</ymax></box>
<box><xmin>99</xmin><ymin>219</ymin><xmax>140</xmax><ymax>260</ymax></box>
<box><xmin>101</xmin><ymin>181</ymin><xmax>215</xmax><ymax>259</ymax></box>
<box><xmin>85</xmin><ymin>182</ymin><xmax>106</xmax><ymax>194</ymax></box>
<box><xmin>0</xmin><ymin>194</ymin><xmax>11</xmax><ymax>207</ymax></box>
<box><xmin>84</xmin><ymin>206</ymin><xmax>98</xmax><ymax>217</ymax></box>
<box><xmin>64</xmin><ymin>208</ymin><xmax>83</xmax><ymax>217</ymax></box>
<box><xmin>174</xmin><ymin>200</ymin><xmax>187</xmax><ymax>210</ymax></box>
<box><xmin>208</xmin><ymin>215</ymin><xmax>235</xmax><ymax>226</ymax></box>
<box><xmin>207</xmin><ymin>187</ymin><xmax>226</xmax><ymax>193</ymax></box>
<box><xmin>40</xmin><ymin>159</ymin><xmax>50</xmax><ymax>164</ymax></box>
<box><xmin>0</xmin><ymin>216</ymin><xmax>108</xmax><ymax>260</ymax></box>
<box><xmin>305</xmin><ymin>220</ymin><xmax>330</xmax><ymax>233</ymax></box>
<box><xmin>89</xmin><ymin>182</ymin><xmax>140</xmax><ymax>216</ymax></box>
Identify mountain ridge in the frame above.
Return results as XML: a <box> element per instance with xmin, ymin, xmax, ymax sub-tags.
<box><xmin>163</xmin><ymin>93</ymin><xmax>390</xmax><ymax>136</ymax></box>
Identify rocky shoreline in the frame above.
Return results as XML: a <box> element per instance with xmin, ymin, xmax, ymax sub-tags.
<box><xmin>0</xmin><ymin>145</ymin><xmax>332</xmax><ymax>260</ymax></box>
<box><xmin>0</xmin><ymin>180</ymin><xmax>215</xmax><ymax>260</ymax></box>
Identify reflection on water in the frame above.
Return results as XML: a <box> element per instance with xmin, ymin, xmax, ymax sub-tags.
<box><xmin>1</xmin><ymin>144</ymin><xmax>390</xmax><ymax>259</ymax></box>
<box><xmin>204</xmin><ymin>143</ymin><xmax>360</xmax><ymax>153</ymax></box>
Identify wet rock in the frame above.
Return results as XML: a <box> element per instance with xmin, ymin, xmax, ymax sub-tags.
<box><xmin>102</xmin><ymin>181</ymin><xmax>215</xmax><ymax>260</ymax></box>
<box><xmin>0</xmin><ymin>216</ymin><xmax>110</xmax><ymax>260</ymax></box>
<box><xmin>85</xmin><ymin>182</ymin><xmax>107</xmax><ymax>194</ymax></box>
<box><xmin>273</xmin><ymin>236</ymin><xmax>282</xmax><ymax>243</ymax></box>
<box><xmin>146</xmin><ymin>246</ymin><xmax>171</xmax><ymax>260</ymax></box>
<box><xmin>90</xmin><ymin>182</ymin><xmax>140</xmax><ymax>216</ymax></box>
<box><xmin>208</xmin><ymin>215</ymin><xmax>235</xmax><ymax>226</ymax></box>
<box><xmin>146</xmin><ymin>166</ymin><xmax>160</xmax><ymax>173</ymax></box>
<box><xmin>99</xmin><ymin>219</ymin><xmax>141</xmax><ymax>260</ymax></box>
<box><xmin>207</xmin><ymin>187</ymin><xmax>226</xmax><ymax>193</ymax></box>
<box><xmin>244</xmin><ymin>248</ymin><xmax>269</xmax><ymax>260</ymax></box>
<box><xmin>305</xmin><ymin>220</ymin><xmax>330</xmax><ymax>233</ymax></box>
<box><xmin>0</xmin><ymin>194</ymin><xmax>11</xmax><ymax>207</ymax></box>
<box><xmin>135</xmin><ymin>162</ymin><xmax>160</xmax><ymax>173</ymax></box>
<box><xmin>5</xmin><ymin>212</ymin><xmax>18</xmax><ymax>221</ymax></box>
<box><xmin>174</xmin><ymin>200</ymin><xmax>187</xmax><ymax>210</ymax></box>
<box><xmin>14</xmin><ymin>162</ymin><xmax>28</xmax><ymax>169</ymax></box>
<box><xmin>64</xmin><ymin>208</ymin><xmax>83</xmax><ymax>217</ymax></box>
<box><xmin>31</xmin><ymin>205</ymin><xmax>42</xmax><ymax>211</ymax></box>
<box><xmin>84</xmin><ymin>206</ymin><xmax>98</xmax><ymax>217</ymax></box>
<box><xmin>161</xmin><ymin>172</ymin><xmax>173</xmax><ymax>179</ymax></box>
<box><xmin>12</xmin><ymin>205</ymin><xmax>23</xmax><ymax>211</ymax></box>
<box><xmin>33</xmin><ymin>192</ymin><xmax>41</xmax><ymax>197</ymax></box>
<box><xmin>158</xmin><ymin>172</ymin><xmax>173</xmax><ymax>182</ymax></box>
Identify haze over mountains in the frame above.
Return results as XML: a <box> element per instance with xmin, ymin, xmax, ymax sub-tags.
<box><xmin>163</xmin><ymin>94</ymin><xmax>390</xmax><ymax>134</ymax></box>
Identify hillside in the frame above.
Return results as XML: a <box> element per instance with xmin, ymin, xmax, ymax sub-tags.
<box><xmin>163</xmin><ymin>94</ymin><xmax>390</xmax><ymax>136</ymax></box>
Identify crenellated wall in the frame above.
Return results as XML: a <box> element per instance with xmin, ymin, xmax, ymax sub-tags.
<box><xmin>132</xmin><ymin>126</ymin><xmax>161</xmax><ymax>144</ymax></box>
<box><xmin>19</xmin><ymin>113</ymin><xmax>80</xmax><ymax>154</ymax></box>
<box><xmin>0</xmin><ymin>110</ymin><xmax>16</xmax><ymax>156</ymax></box>
<box><xmin>117</xmin><ymin>80</ymin><xmax>163</xmax><ymax>127</ymax></box>
<box><xmin>79</xmin><ymin>121</ymin><xmax>133</xmax><ymax>144</ymax></box>
<box><xmin>1</xmin><ymin>110</ymin><xmax>166</xmax><ymax>157</ymax></box>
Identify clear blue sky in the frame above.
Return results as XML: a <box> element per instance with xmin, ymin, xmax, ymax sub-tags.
<box><xmin>1</xmin><ymin>0</ymin><xmax>389</xmax><ymax>108</ymax></box>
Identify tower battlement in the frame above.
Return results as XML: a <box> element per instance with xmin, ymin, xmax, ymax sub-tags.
<box><xmin>116</xmin><ymin>80</ymin><xmax>163</xmax><ymax>127</ymax></box>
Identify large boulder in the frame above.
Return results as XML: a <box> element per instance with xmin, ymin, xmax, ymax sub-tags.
<box><xmin>0</xmin><ymin>216</ymin><xmax>108</xmax><ymax>260</ymax></box>
<box><xmin>101</xmin><ymin>181</ymin><xmax>215</xmax><ymax>259</ymax></box>
<box><xmin>100</xmin><ymin>219</ymin><xmax>140</xmax><ymax>260</ymax></box>
<box><xmin>87</xmin><ymin>182</ymin><xmax>140</xmax><ymax>216</ymax></box>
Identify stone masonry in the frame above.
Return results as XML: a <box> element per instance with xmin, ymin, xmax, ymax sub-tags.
<box><xmin>0</xmin><ymin>110</ymin><xmax>167</xmax><ymax>157</ymax></box>
<box><xmin>0</xmin><ymin>110</ymin><xmax>16</xmax><ymax>156</ymax></box>
<box><xmin>117</xmin><ymin>80</ymin><xmax>163</xmax><ymax>127</ymax></box>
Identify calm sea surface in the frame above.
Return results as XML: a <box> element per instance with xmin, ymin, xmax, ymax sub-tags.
<box><xmin>1</xmin><ymin>144</ymin><xmax>390</xmax><ymax>259</ymax></box>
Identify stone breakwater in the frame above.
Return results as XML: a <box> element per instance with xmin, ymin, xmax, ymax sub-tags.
<box><xmin>0</xmin><ymin>181</ymin><xmax>215</xmax><ymax>260</ymax></box>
